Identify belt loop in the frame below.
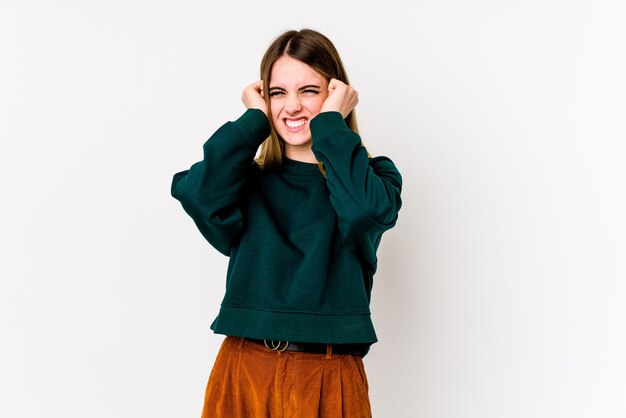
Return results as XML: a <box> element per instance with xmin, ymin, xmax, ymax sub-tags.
<box><xmin>325</xmin><ymin>343</ymin><xmax>332</xmax><ymax>359</ymax></box>
<box><xmin>237</xmin><ymin>337</ymin><xmax>245</xmax><ymax>349</ymax></box>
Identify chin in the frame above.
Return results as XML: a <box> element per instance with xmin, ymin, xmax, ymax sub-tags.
<box><xmin>278</xmin><ymin>132</ymin><xmax>312</xmax><ymax>146</ymax></box>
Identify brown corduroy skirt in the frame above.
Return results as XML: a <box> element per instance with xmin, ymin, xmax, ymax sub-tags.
<box><xmin>200</xmin><ymin>336</ymin><xmax>372</xmax><ymax>418</ymax></box>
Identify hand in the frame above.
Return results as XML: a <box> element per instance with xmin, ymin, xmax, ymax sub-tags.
<box><xmin>241</xmin><ymin>80</ymin><xmax>267</xmax><ymax>115</ymax></box>
<box><xmin>320</xmin><ymin>79</ymin><xmax>359</xmax><ymax>118</ymax></box>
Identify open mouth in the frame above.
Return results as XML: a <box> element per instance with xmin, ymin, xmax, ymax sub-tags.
<box><xmin>284</xmin><ymin>117</ymin><xmax>308</xmax><ymax>130</ymax></box>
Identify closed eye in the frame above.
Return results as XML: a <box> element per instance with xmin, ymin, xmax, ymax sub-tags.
<box><xmin>268</xmin><ymin>86</ymin><xmax>320</xmax><ymax>97</ymax></box>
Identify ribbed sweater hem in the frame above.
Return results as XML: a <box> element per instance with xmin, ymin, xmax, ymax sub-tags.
<box><xmin>210</xmin><ymin>305</ymin><xmax>378</xmax><ymax>346</ymax></box>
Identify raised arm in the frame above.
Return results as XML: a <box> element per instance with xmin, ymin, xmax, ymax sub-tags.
<box><xmin>310</xmin><ymin>111</ymin><xmax>402</xmax><ymax>268</ymax></box>
<box><xmin>171</xmin><ymin>108</ymin><xmax>270</xmax><ymax>255</ymax></box>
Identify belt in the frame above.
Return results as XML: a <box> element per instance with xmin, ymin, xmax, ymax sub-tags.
<box><xmin>246</xmin><ymin>338</ymin><xmax>368</xmax><ymax>357</ymax></box>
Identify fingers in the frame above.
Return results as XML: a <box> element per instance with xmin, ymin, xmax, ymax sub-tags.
<box><xmin>242</xmin><ymin>80</ymin><xmax>268</xmax><ymax>115</ymax></box>
<box><xmin>242</xmin><ymin>80</ymin><xmax>263</xmax><ymax>98</ymax></box>
<box><xmin>322</xmin><ymin>78</ymin><xmax>358</xmax><ymax>118</ymax></box>
<box><xmin>327</xmin><ymin>78</ymin><xmax>340</xmax><ymax>94</ymax></box>
<box><xmin>252</xmin><ymin>80</ymin><xmax>264</xmax><ymax>97</ymax></box>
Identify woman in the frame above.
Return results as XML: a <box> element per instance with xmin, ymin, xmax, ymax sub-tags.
<box><xmin>171</xmin><ymin>28</ymin><xmax>402</xmax><ymax>418</ymax></box>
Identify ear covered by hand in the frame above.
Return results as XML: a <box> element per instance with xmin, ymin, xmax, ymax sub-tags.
<box><xmin>241</xmin><ymin>80</ymin><xmax>267</xmax><ymax>116</ymax></box>
<box><xmin>321</xmin><ymin>79</ymin><xmax>359</xmax><ymax>118</ymax></box>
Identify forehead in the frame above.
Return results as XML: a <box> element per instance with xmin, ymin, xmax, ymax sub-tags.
<box><xmin>269</xmin><ymin>55</ymin><xmax>326</xmax><ymax>87</ymax></box>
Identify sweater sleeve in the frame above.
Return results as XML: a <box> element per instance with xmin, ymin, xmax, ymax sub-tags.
<box><xmin>171</xmin><ymin>108</ymin><xmax>270</xmax><ymax>256</ymax></box>
<box><xmin>310</xmin><ymin>111</ymin><xmax>403</xmax><ymax>268</ymax></box>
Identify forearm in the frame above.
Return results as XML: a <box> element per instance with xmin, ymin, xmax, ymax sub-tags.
<box><xmin>310</xmin><ymin>111</ymin><xmax>402</xmax><ymax>229</ymax></box>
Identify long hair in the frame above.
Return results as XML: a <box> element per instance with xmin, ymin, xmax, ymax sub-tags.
<box><xmin>255</xmin><ymin>29</ymin><xmax>364</xmax><ymax>172</ymax></box>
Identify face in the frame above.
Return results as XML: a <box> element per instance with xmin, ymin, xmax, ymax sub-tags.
<box><xmin>268</xmin><ymin>55</ymin><xmax>329</xmax><ymax>155</ymax></box>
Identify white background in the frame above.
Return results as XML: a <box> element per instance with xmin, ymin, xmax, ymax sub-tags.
<box><xmin>2</xmin><ymin>1</ymin><xmax>625</xmax><ymax>417</ymax></box>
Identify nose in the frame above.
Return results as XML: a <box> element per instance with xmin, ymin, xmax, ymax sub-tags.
<box><xmin>284</xmin><ymin>94</ymin><xmax>301</xmax><ymax>114</ymax></box>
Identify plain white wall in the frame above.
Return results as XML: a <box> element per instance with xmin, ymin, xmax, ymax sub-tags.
<box><xmin>2</xmin><ymin>0</ymin><xmax>625</xmax><ymax>417</ymax></box>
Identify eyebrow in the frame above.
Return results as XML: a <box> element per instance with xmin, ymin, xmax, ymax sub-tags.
<box><xmin>268</xmin><ymin>84</ymin><xmax>322</xmax><ymax>92</ymax></box>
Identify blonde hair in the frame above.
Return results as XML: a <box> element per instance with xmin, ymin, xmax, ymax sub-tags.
<box><xmin>255</xmin><ymin>29</ymin><xmax>366</xmax><ymax>172</ymax></box>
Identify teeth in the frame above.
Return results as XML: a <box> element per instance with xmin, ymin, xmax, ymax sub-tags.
<box><xmin>285</xmin><ymin>118</ymin><xmax>306</xmax><ymax>128</ymax></box>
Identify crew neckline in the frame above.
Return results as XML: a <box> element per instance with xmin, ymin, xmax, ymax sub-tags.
<box><xmin>282</xmin><ymin>157</ymin><xmax>320</xmax><ymax>175</ymax></box>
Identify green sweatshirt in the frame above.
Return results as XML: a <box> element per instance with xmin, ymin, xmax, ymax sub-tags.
<box><xmin>171</xmin><ymin>109</ymin><xmax>402</xmax><ymax>350</ymax></box>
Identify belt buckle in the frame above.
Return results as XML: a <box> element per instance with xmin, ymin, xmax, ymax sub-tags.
<box><xmin>263</xmin><ymin>339</ymin><xmax>290</xmax><ymax>352</ymax></box>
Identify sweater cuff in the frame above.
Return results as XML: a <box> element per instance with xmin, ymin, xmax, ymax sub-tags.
<box><xmin>234</xmin><ymin>108</ymin><xmax>271</xmax><ymax>140</ymax></box>
<box><xmin>310</xmin><ymin>111</ymin><xmax>350</xmax><ymax>141</ymax></box>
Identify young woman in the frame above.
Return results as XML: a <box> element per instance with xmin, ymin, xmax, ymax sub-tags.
<box><xmin>171</xmin><ymin>28</ymin><xmax>402</xmax><ymax>418</ymax></box>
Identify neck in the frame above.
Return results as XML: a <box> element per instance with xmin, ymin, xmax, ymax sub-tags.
<box><xmin>285</xmin><ymin>145</ymin><xmax>317</xmax><ymax>163</ymax></box>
